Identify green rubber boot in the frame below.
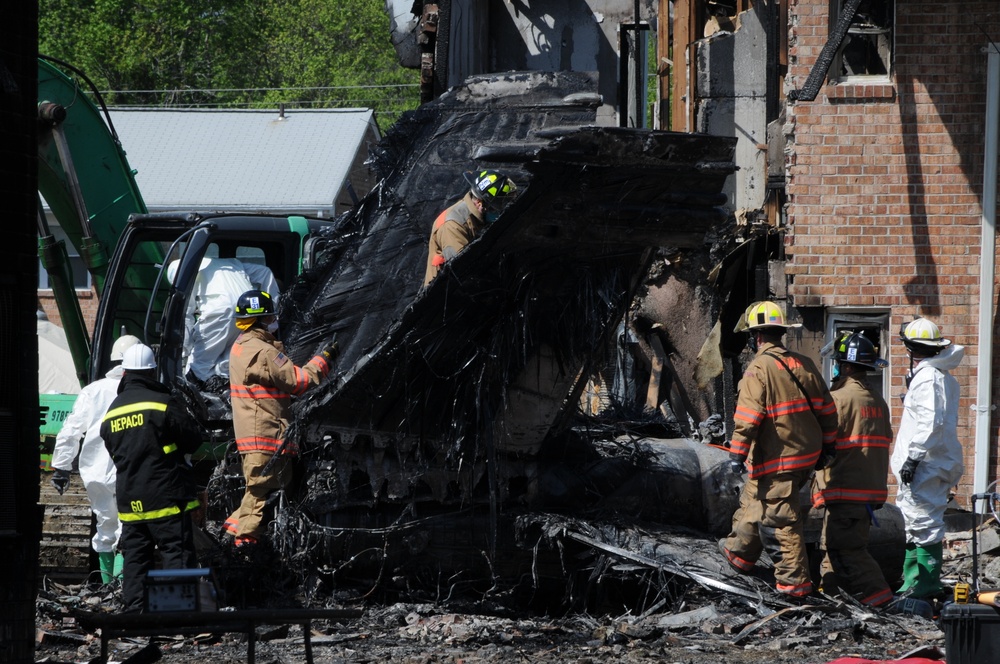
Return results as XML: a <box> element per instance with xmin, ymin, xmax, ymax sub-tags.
<box><xmin>896</xmin><ymin>542</ymin><xmax>919</xmax><ymax>594</ymax></box>
<box><xmin>113</xmin><ymin>552</ymin><xmax>124</xmax><ymax>581</ymax></box>
<box><xmin>98</xmin><ymin>552</ymin><xmax>116</xmax><ymax>585</ymax></box>
<box><xmin>909</xmin><ymin>542</ymin><xmax>945</xmax><ymax>599</ymax></box>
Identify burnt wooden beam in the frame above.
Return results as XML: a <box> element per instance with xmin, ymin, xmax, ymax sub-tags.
<box><xmin>788</xmin><ymin>0</ymin><xmax>862</xmax><ymax>102</ymax></box>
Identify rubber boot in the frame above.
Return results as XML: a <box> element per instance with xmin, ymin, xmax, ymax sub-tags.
<box><xmin>113</xmin><ymin>552</ymin><xmax>124</xmax><ymax>581</ymax></box>
<box><xmin>896</xmin><ymin>542</ymin><xmax>919</xmax><ymax>594</ymax></box>
<box><xmin>908</xmin><ymin>542</ymin><xmax>944</xmax><ymax>599</ymax></box>
<box><xmin>98</xmin><ymin>552</ymin><xmax>116</xmax><ymax>585</ymax></box>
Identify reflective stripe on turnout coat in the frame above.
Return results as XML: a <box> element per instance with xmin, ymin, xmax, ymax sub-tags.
<box><xmin>730</xmin><ymin>342</ymin><xmax>838</xmax><ymax>479</ymax></box>
<box><xmin>229</xmin><ymin>326</ymin><xmax>329</xmax><ymax>455</ymax></box>
<box><xmin>100</xmin><ymin>372</ymin><xmax>203</xmax><ymax>522</ymax></box>
<box><xmin>423</xmin><ymin>193</ymin><xmax>484</xmax><ymax>285</ymax></box>
<box><xmin>812</xmin><ymin>375</ymin><xmax>892</xmax><ymax>507</ymax></box>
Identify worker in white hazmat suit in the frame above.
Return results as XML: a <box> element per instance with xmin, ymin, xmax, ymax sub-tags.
<box><xmin>167</xmin><ymin>257</ymin><xmax>280</xmax><ymax>382</ymax></box>
<box><xmin>50</xmin><ymin>334</ymin><xmax>141</xmax><ymax>584</ymax></box>
<box><xmin>890</xmin><ymin>317</ymin><xmax>964</xmax><ymax>599</ymax></box>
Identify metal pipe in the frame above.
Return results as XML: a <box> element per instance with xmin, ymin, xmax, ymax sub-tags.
<box><xmin>974</xmin><ymin>48</ymin><xmax>1000</xmax><ymax>494</ymax></box>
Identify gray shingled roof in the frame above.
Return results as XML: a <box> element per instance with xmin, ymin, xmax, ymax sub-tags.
<box><xmin>108</xmin><ymin>108</ymin><xmax>379</xmax><ymax>215</ymax></box>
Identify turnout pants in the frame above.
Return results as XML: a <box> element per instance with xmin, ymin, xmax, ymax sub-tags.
<box><xmin>226</xmin><ymin>452</ymin><xmax>293</xmax><ymax>540</ymax></box>
<box><xmin>120</xmin><ymin>512</ymin><xmax>198</xmax><ymax>612</ymax></box>
<box><xmin>819</xmin><ymin>502</ymin><xmax>892</xmax><ymax>607</ymax></box>
<box><xmin>722</xmin><ymin>471</ymin><xmax>813</xmax><ymax>597</ymax></box>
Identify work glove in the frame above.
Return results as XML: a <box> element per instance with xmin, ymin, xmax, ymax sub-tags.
<box><xmin>814</xmin><ymin>447</ymin><xmax>836</xmax><ymax>471</ymax></box>
<box><xmin>51</xmin><ymin>468</ymin><xmax>71</xmax><ymax>495</ymax></box>
<box><xmin>319</xmin><ymin>340</ymin><xmax>339</xmax><ymax>364</ymax></box>
<box><xmin>899</xmin><ymin>456</ymin><xmax>920</xmax><ymax>485</ymax></box>
<box><xmin>728</xmin><ymin>455</ymin><xmax>746</xmax><ymax>476</ymax></box>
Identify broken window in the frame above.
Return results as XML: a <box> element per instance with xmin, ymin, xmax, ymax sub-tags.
<box><xmin>832</xmin><ymin>0</ymin><xmax>893</xmax><ymax>79</ymax></box>
<box><xmin>824</xmin><ymin>311</ymin><xmax>890</xmax><ymax>401</ymax></box>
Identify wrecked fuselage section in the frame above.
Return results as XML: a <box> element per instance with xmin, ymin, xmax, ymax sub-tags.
<box><xmin>215</xmin><ymin>71</ymin><xmax>740</xmax><ymax>600</ymax></box>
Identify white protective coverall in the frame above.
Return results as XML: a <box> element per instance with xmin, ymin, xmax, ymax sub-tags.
<box><xmin>168</xmin><ymin>258</ymin><xmax>280</xmax><ymax>381</ymax></box>
<box><xmin>50</xmin><ymin>365</ymin><xmax>125</xmax><ymax>553</ymax></box>
<box><xmin>890</xmin><ymin>344</ymin><xmax>965</xmax><ymax>545</ymax></box>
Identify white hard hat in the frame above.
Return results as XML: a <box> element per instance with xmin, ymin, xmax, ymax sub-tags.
<box><xmin>121</xmin><ymin>344</ymin><xmax>157</xmax><ymax>370</ymax></box>
<box><xmin>110</xmin><ymin>335</ymin><xmax>142</xmax><ymax>362</ymax></box>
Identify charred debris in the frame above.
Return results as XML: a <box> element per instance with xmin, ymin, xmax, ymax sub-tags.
<box><xmin>194</xmin><ymin>69</ymin><xmax>802</xmax><ymax>614</ymax></box>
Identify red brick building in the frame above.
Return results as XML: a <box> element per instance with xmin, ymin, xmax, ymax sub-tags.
<box><xmin>672</xmin><ymin>0</ymin><xmax>1000</xmax><ymax>501</ymax></box>
<box><xmin>782</xmin><ymin>1</ymin><xmax>999</xmax><ymax>500</ymax></box>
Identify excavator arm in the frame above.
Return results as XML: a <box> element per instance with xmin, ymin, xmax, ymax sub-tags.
<box><xmin>37</xmin><ymin>56</ymin><xmax>148</xmax><ymax>381</ymax></box>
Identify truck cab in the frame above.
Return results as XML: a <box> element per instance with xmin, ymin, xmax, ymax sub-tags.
<box><xmin>91</xmin><ymin>211</ymin><xmax>343</xmax><ymax>451</ymax></box>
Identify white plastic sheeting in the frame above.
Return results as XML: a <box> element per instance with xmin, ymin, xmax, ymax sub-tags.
<box><xmin>38</xmin><ymin>317</ymin><xmax>81</xmax><ymax>394</ymax></box>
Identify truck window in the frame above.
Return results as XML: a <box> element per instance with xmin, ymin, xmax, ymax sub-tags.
<box><xmin>91</xmin><ymin>234</ymin><xmax>173</xmax><ymax>378</ymax></box>
<box><xmin>235</xmin><ymin>246</ymin><xmax>267</xmax><ymax>267</ymax></box>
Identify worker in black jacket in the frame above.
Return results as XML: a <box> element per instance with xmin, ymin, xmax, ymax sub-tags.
<box><xmin>100</xmin><ymin>344</ymin><xmax>204</xmax><ymax>612</ymax></box>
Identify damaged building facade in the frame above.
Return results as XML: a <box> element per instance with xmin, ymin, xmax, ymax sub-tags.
<box><xmin>669</xmin><ymin>0</ymin><xmax>1000</xmax><ymax>502</ymax></box>
<box><xmin>781</xmin><ymin>1</ymin><xmax>999</xmax><ymax>502</ymax></box>
<box><xmin>393</xmin><ymin>0</ymin><xmax>1000</xmax><ymax>506</ymax></box>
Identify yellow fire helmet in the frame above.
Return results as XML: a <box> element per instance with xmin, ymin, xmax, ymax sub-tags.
<box><xmin>734</xmin><ymin>300</ymin><xmax>803</xmax><ymax>333</ymax></box>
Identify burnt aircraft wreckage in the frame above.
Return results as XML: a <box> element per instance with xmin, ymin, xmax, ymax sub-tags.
<box><xmin>206</xmin><ymin>71</ymin><xmax>899</xmax><ymax>608</ymax></box>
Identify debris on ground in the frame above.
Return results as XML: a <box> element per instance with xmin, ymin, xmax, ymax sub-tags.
<box><xmin>37</xmin><ymin>512</ymin><xmax>991</xmax><ymax>663</ymax></box>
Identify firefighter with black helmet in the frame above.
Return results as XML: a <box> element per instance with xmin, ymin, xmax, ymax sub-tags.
<box><xmin>423</xmin><ymin>169</ymin><xmax>517</xmax><ymax>285</ymax></box>
<box><xmin>719</xmin><ymin>301</ymin><xmax>838</xmax><ymax>600</ymax></box>
<box><xmin>891</xmin><ymin>317</ymin><xmax>964</xmax><ymax>599</ymax></box>
<box><xmin>813</xmin><ymin>331</ymin><xmax>894</xmax><ymax>608</ymax></box>
<box><xmin>223</xmin><ymin>289</ymin><xmax>338</xmax><ymax>545</ymax></box>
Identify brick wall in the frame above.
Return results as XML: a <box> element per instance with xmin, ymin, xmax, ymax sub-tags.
<box><xmin>785</xmin><ymin>0</ymin><xmax>1000</xmax><ymax>501</ymax></box>
<box><xmin>38</xmin><ymin>288</ymin><xmax>99</xmax><ymax>332</ymax></box>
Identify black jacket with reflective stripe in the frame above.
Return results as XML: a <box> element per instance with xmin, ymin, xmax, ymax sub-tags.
<box><xmin>100</xmin><ymin>372</ymin><xmax>203</xmax><ymax>521</ymax></box>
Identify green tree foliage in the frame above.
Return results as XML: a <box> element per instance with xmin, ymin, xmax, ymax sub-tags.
<box><xmin>39</xmin><ymin>0</ymin><xmax>420</xmax><ymax>125</ymax></box>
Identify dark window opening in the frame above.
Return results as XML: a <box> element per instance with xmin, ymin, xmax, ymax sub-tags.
<box><xmin>835</xmin><ymin>0</ymin><xmax>893</xmax><ymax>78</ymax></box>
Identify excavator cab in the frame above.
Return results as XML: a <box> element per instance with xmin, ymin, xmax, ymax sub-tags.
<box><xmin>90</xmin><ymin>211</ymin><xmax>339</xmax><ymax>450</ymax></box>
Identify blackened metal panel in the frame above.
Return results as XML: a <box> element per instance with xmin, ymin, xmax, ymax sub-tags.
<box><xmin>280</xmin><ymin>71</ymin><xmax>735</xmax><ymax>464</ymax></box>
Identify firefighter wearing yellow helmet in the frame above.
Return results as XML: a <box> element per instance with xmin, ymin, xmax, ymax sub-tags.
<box><xmin>720</xmin><ymin>301</ymin><xmax>838</xmax><ymax>600</ymax></box>
<box><xmin>891</xmin><ymin>317</ymin><xmax>964</xmax><ymax>599</ymax></box>
<box><xmin>423</xmin><ymin>169</ymin><xmax>517</xmax><ymax>285</ymax></box>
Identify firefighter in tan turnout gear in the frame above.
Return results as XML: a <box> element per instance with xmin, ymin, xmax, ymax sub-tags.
<box><xmin>223</xmin><ymin>289</ymin><xmax>337</xmax><ymax>545</ymax></box>
<box><xmin>100</xmin><ymin>344</ymin><xmax>204</xmax><ymax>612</ymax></box>
<box><xmin>423</xmin><ymin>169</ymin><xmax>517</xmax><ymax>285</ymax></box>
<box><xmin>813</xmin><ymin>331</ymin><xmax>893</xmax><ymax>608</ymax></box>
<box><xmin>720</xmin><ymin>301</ymin><xmax>838</xmax><ymax>599</ymax></box>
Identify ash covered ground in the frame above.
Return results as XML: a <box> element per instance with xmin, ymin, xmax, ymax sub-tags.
<box><xmin>35</xmin><ymin>590</ymin><xmax>943</xmax><ymax>664</ymax></box>
<box><xmin>36</xmin><ymin>517</ymin><xmax>984</xmax><ymax>664</ymax></box>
